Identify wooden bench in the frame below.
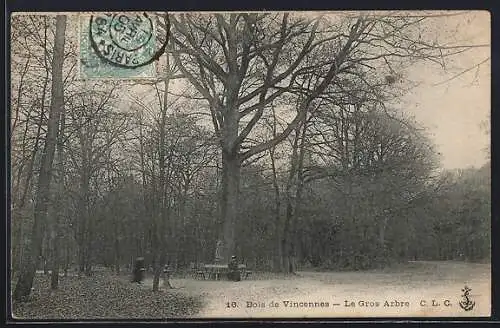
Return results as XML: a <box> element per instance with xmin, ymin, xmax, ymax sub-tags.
<box><xmin>195</xmin><ymin>270</ymin><xmax>206</xmax><ymax>279</ymax></box>
<box><xmin>190</xmin><ymin>263</ymin><xmax>206</xmax><ymax>280</ymax></box>
<box><xmin>203</xmin><ymin>264</ymin><xmax>253</xmax><ymax>280</ymax></box>
<box><xmin>205</xmin><ymin>264</ymin><xmax>227</xmax><ymax>280</ymax></box>
<box><xmin>243</xmin><ymin>269</ymin><xmax>252</xmax><ymax>279</ymax></box>
<box><xmin>238</xmin><ymin>265</ymin><xmax>252</xmax><ymax>279</ymax></box>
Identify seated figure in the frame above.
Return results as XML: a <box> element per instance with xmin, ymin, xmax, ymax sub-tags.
<box><xmin>228</xmin><ymin>255</ymin><xmax>241</xmax><ymax>281</ymax></box>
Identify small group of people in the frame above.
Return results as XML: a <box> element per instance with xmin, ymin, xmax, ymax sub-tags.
<box><xmin>130</xmin><ymin>241</ymin><xmax>242</xmax><ymax>283</ymax></box>
<box><xmin>216</xmin><ymin>240</ymin><xmax>242</xmax><ymax>281</ymax></box>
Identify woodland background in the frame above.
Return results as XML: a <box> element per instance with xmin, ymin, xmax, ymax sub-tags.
<box><xmin>10</xmin><ymin>12</ymin><xmax>490</xmax><ymax>302</ymax></box>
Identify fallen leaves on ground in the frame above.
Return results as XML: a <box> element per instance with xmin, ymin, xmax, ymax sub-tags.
<box><xmin>12</xmin><ymin>273</ymin><xmax>202</xmax><ymax>319</ymax></box>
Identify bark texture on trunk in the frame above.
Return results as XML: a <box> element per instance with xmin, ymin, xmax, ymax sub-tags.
<box><xmin>221</xmin><ymin>151</ymin><xmax>240</xmax><ymax>263</ymax></box>
<box><xmin>50</xmin><ymin>230</ymin><xmax>60</xmax><ymax>289</ymax></box>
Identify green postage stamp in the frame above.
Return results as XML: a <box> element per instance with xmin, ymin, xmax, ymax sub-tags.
<box><xmin>79</xmin><ymin>12</ymin><xmax>163</xmax><ymax>79</ymax></box>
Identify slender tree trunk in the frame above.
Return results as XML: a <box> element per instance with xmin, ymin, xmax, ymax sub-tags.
<box><xmin>281</xmin><ymin>117</ymin><xmax>308</xmax><ymax>273</ymax></box>
<box><xmin>282</xmin><ymin>206</ymin><xmax>292</xmax><ymax>273</ymax></box>
<box><xmin>13</xmin><ymin>15</ymin><xmax>66</xmax><ymax>302</ymax></box>
<box><xmin>16</xmin><ymin>19</ymin><xmax>50</xmax><ymax>213</ymax></box>
<box><xmin>43</xmin><ymin>238</ymin><xmax>50</xmax><ymax>275</ymax></box>
<box><xmin>153</xmin><ymin>69</ymin><xmax>173</xmax><ymax>291</ymax></box>
<box><xmin>290</xmin><ymin>124</ymin><xmax>307</xmax><ymax>272</ymax></box>
<box><xmin>49</xmin><ymin>208</ymin><xmax>62</xmax><ymax>286</ymax></box>
<box><xmin>269</xmin><ymin>106</ymin><xmax>283</xmax><ymax>272</ymax></box>
<box><xmin>282</xmin><ymin>128</ymin><xmax>300</xmax><ymax>273</ymax></box>
<box><xmin>379</xmin><ymin>216</ymin><xmax>389</xmax><ymax>254</ymax></box>
<box><xmin>83</xmin><ymin>170</ymin><xmax>93</xmax><ymax>276</ymax></box>
<box><xmin>152</xmin><ymin>248</ymin><xmax>168</xmax><ymax>291</ymax></box>
<box><xmin>64</xmin><ymin>243</ymin><xmax>69</xmax><ymax>277</ymax></box>
<box><xmin>51</xmin><ymin>87</ymin><xmax>66</xmax><ymax>289</ymax></box>
<box><xmin>78</xmin><ymin>171</ymin><xmax>90</xmax><ymax>275</ymax></box>
<box><xmin>114</xmin><ymin>229</ymin><xmax>120</xmax><ymax>275</ymax></box>
<box><xmin>138</xmin><ymin>105</ymin><xmax>150</xmax><ymax>271</ymax></box>
<box><xmin>152</xmin><ymin>246</ymin><xmax>160</xmax><ymax>291</ymax></box>
<box><xmin>85</xmin><ymin>232</ymin><xmax>93</xmax><ymax>276</ymax></box>
<box><xmin>152</xmin><ymin>267</ymin><xmax>161</xmax><ymax>291</ymax></box>
<box><xmin>270</xmin><ymin>148</ymin><xmax>282</xmax><ymax>272</ymax></box>
<box><xmin>152</xmin><ymin>215</ymin><xmax>168</xmax><ymax>290</ymax></box>
<box><xmin>78</xmin><ymin>248</ymin><xmax>85</xmax><ymax>274</ymax></box>
<box><xmin>282</xmin><ymin>170</ymin><xmax>298</xmax><ymax>272</ymax></box>
<box><xmin>15</xmin><ymin>214</ymin><xmax>24</xmax><ymax>275</ymax></box>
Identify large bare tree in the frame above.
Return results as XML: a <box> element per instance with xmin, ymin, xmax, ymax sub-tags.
<box><xmin>168</xmin><ymin>12</ymin><xmax>471</xmax><ymax>262</ymax></box>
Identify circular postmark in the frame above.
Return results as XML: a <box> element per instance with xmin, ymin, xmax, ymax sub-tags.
<box><xmin>109</xmin><ymin>14</ymin><xmax>153</xmax><ymax>52</ymax></box>
<box><xmin>89</xmin><ymin>12</ymin><xmax>169</xmax><ymax>69</ymax></box>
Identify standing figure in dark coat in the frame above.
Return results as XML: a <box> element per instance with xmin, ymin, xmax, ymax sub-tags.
<box><xmin>131</xmin><ymin>257</ymin><xmax>145</xmax><ymax>283</ymax></box>
<box><xmin>228</xmin><ymin>255</ymin><xmax>241</xmax><ymax>281</ymax></box>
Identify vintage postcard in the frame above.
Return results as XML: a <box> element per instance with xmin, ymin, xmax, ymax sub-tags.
<box><xmin>9</xmin><ymin>11</ymin><xmax>490</xmax><ymax>320</ymax></box>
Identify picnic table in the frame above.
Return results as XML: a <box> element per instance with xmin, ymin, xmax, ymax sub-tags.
<box><xmin>203</xmin><ymin>264</ymin><xmax>249</xmax><ymax>280</ymax></box>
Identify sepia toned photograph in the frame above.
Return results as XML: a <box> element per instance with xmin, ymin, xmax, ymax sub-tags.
<box><xmin>9</xmin><ymin>10</ymin><xmax>490</xmax><ymax>320</ymax></box>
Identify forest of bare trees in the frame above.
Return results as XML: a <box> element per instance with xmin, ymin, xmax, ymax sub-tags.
<box><xmin>10</xmin><ymin>12</ymin><xmax>490</xmax><ymax>304</ymax></box>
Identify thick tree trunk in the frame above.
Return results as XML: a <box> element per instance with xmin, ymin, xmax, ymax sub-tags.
<box><xmin>221</xmin><ymin>151</ymin><xmax>240</xmax><ymax>263</ymax></box>
<box><xmin>152</xmin><ymin>252</ymin><xmax>162</xmax><ymax>292</ymax></box>
<box><xmin>13</xmin><ymin>15</ymin><xmax>66</xmax><ymax>302</ymax></box>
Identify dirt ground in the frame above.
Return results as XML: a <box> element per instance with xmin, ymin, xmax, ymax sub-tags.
<box><xmin>143</xmin><ymin>261</ymin><xmax>490</xmax><ymax>318</ymax></box>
